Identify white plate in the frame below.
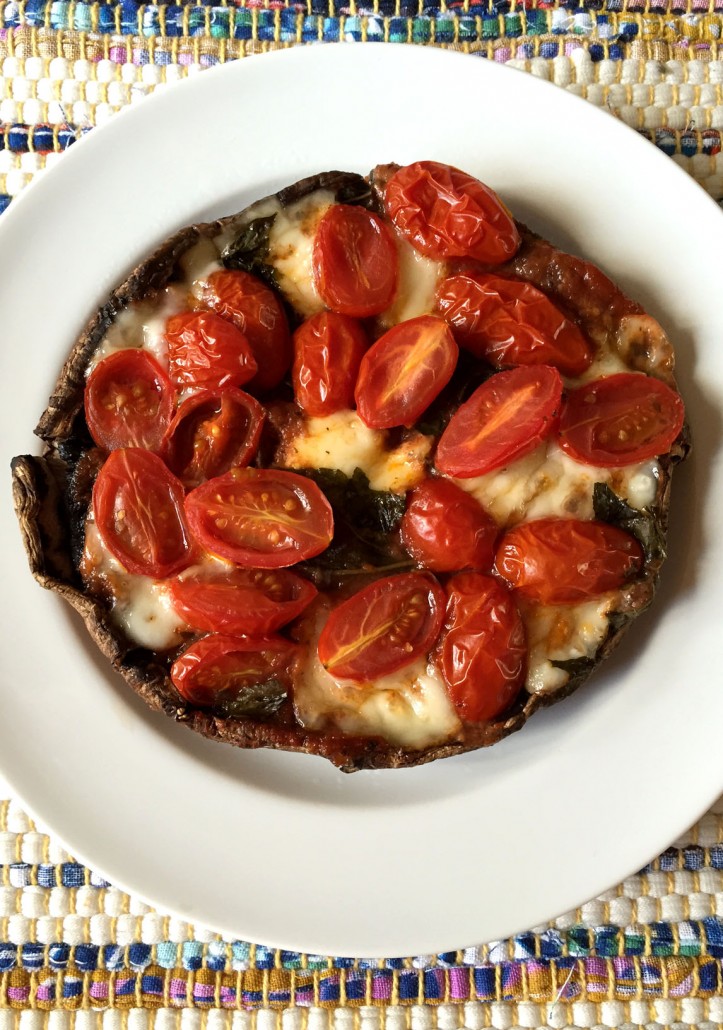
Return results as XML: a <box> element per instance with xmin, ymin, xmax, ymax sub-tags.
<box><xmin>1</xmin><ymin>45</ymin><xmax>722</xmax><ymax>959</ymax></box>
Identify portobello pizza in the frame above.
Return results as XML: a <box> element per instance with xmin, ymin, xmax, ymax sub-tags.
<box><xmin>11</xmin><ymin>161</ymin><xmax>689</xmax><ymax>771</ymax></box>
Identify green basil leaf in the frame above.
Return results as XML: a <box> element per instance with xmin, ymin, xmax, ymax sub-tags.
<box><xmin>213</xmin><ymin>679</ymin><xmax>287</xmax><ymax>720</ymax></box>
<box><xmin>221</xmin><ymin>215</ymin><xmax>279</xmax><ymax>290</ymax></box>
<box><xmin>592</xmin><ymin>482</ymin><xmax>665</xmax><ymax>563</ymax></box>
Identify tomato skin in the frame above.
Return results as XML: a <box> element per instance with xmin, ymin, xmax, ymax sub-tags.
<box><xmin>401</xmin><ymin>478</ymin><xmax>498</xmax><ymax>574</ymax></box>
<box><xmin>292</xmin><ymin>312</ymin><xmax>368</xmax><ymax>417</ymax></box>
<box><xmin>435</xmin><ymin>365</ymin><xmax>563</xmax><ymax>478</ymax></box>
<box><xmin>495</xmin><ymin>517</ymin><xmax>644</xmax><ymax>604</ymax></box>
<box><xmin>168</xmin><ymin>565</ymin><xmax>317</xmax><ymax>635</ymax></box>
<box><xmin>162</xmin><ymin>388</ymin><xmax>264</xmax><ymax>489</ymax></box>
<box><xmin>185</xmin><ymin>468</ymin><xmax>334</xmax><ymax>569</ymax></box>
<box><xmin>170</xmin><ymin>633</ymin><xmax>301</xmax><ymax>707</ymax></box>
<box><xmin>435</xmin><ymin>273</ymin><xmax>594</xmax><ymax>377</ymax></box>
<box><xmin>84</xmin><ymin>349</ymin><xmax>175</xmax><ymax>453</ymax></box>
<box><xmin>92</xmin><ymin>448</ymin><xmax>190</xmax><ymax>577</ymax></box>
<box><xmin>384</xmin><ymin>161</ymin><xmax>520</xmax><ymax>264</ymax></box>
<box><xmin>355</xmin><ymin>315</ymin><xmax>458</xmax><ymax>429</ymax></box>
<box><xmin>558</xmin><ymin>372</ymin><xmax>685</xmax><ymax>467</ymax></box>
<box><xmin>317</xmin><ymin>572</ymin><xmax>445</xmax><ymax>681</ymax></box>
<box><xmin>200</xmin><ymin>269</ymin><xmax>291</xmax><ymax>392</ymax></box>
<box><xmin>165</xmin><ymin>310</ymin><xmax>257</xmax><ymax>391</ymax></box>
<box><xmin>435</xmin><ymin>573</ymin><xmax>526</xmax><ymax>722</ymax></box>
<box><xmin>313</xmin><ymin>204</ymin><xmax>398</xmax><ymax>318</ymax></box>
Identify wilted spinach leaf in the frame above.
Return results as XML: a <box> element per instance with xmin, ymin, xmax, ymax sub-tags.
<box><xmin>296</xmin><ymin>467</ymin><xmax>410</xmax><ymax>587</ymax></box>
<box><xmin>549</xmin><ymin>655</ymin><xmax>596</xmax><ymax>686</ymax></box>
<box><xmin>221</xmin><ymin>215</ymin><xmax>279</xmax><ymax>289</ymax></box>
<box><xmin>592</xmin><ymin>482</ymin><xmax>665</xmax><ymax>564</ymax></box>
<box><xmin>213</xmin><ymin>679</ymin><xmax>287</xmax><ymax>720</ymax></box>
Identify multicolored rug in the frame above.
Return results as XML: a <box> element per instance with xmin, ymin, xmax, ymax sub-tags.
<box><xmin>2</xmin><ymin>7</ymin><xmax>723</xmax><ymax>1026</ymax></box>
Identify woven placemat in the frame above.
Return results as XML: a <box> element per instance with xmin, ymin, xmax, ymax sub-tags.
<box><xmin>1</xmin><ymin>780</ymin><xmax>723</xmax><ymax>1028</ymax></box>
<box><xmin>2</xmin><ymin>7</ymin><xmax>723</xmax><ymax>1026</ymax></box>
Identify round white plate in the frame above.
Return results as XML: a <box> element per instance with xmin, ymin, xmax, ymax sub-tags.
<box><xmin>0</xmin><ymin>45</ymin><xmax>722</xmax><ymax>958</ymax></box>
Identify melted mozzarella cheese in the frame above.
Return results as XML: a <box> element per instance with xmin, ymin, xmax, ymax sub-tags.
<box><xmin>457</xmin><ymin>443</ymin><xmax>660</xmax><ymax>527</ymax></box>
<box><xmin>295</xmin><ymin>615</ymin><xmax>461</xmax><ymax>748</ymax></box>
<box><xmin>379</xmin><ymin>235</ymin><xmax>446</xmax><ymax>327</ymax></box>
<box><xmin>90</xmin><ymin>284</ymin><xmax>188</xmax><ymax>372</ymax></box>
<box><xmin>522</xmin><ymin>596</ymin><xmax>615</xmax><ymax>694</ymax></box>
<box><xmin>218</xmin><ymin>191</ymin><xmax>335</xmax><ymax>319</ymax></box>
<box><xmin>82</xmin><ymin>524</ymin><xmax>187</xmax><ymax>651</ymax></box>
<box><xmin>279</xmin><ymin>409</ymin><xmax>432</xmax><ymax>493</ymax></box>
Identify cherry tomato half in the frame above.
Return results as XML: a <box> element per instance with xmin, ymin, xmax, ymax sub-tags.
<box><xmin>355</xmin><ymin>315</ymin><xmax>458</xmax><ymax>429</ymax></box>
<box><xmin>168</xmin><ymin>565</ymin><xmax>317</xmax><ymax>635</ymax></box>
<box><xmin>162</xmin><ymin>388</ymin><xmax>264</xmax><ymax>489</ymax></box>
<box><xmin>435</xmin><ymin>573</ymin><xmax>526</xmax><ymax>722</ymax></box>
<box><xmin>435</xmin><ymin>273</ymin><xmax>594</xmax><ymax>377</ymax></box>
<box><xmin>313</xmin><ymin>204</ymin><xmax>398</xmax><ymax>318</ymax></box>
<box><xmin>558</xmin><ymin>372</ymin><xmax>685</xmax><ymax>467</ymax></box>
<box><xmin>401</xmin><ymin>477</ymin><xmax>498</xmax><ymax>573</ymax></box>
<box><xmin>495</xmin><ymin>517</ymin><xmax>644</xmax><ymax>604</ymax></box>
<box><xmin>165</xmin><ymin>310</ymin><xmax>257</xmax><ymax>391</ymax></box>
<box><xmin>92</xmin><ymin>448</ymin><xmax>190</xmax><ymax>577</ymax></box>
<box><xmin>200</xmin><ymin>269</ymin><xmax>292</xmax><ymax>392</ymax></box>
<box><xmin>292</xmin><ymin>311</ymin><xmax>368</xmax><ymax>417</ymax></box>
<box><xmin>84</xmin><ymin>349</ymin><xmax>175</xmax><ymax>453</ymax></box>
<box><xmin>384</xmin><ymin>161</ymin><xmax>520</xmax><ymax>264</ymax></box>
<box><xmin>435</xmin><ymin>365</ymin><xmax>563</xmax><ymax>478</ymax></box>
<box><xmin>317</xmin><ymin>572</ymin><xmax>445</xmax><ymax>681</ymax></box>
<box><xmin>170</xmin><ymin>633</ymin><xmax>301</xmax><ymax>707</ymax></box>
<box><xmin>185</xmin><ymin>468</ymin><xmax>334</xmax><ymax>568</ymax></box>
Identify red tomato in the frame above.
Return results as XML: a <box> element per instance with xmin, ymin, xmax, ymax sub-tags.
<box><xmin>401</xmin><ymin>478</ymin><xmax>498</xmax><ymax>573</ymax></box>
<box><xmin>84</xmin><ymin>349</ymin><xmax>174</xmax><ymax>453</ymax></box>
<box><xmin>495</xmin><ymin>518</ymin><xmax>644</xmax><ymax>604</ymax></box>
<box><xmin>168</xmin><ymin>565</ymin><xmax>317</xmax><ymax>635</ymax></box>
<box><xmin>435</xmin><ymin>573</ymin><xmax>526</xmax><ymax>722</ymax></box>
<box><xmin>92</xmin><ymin>448</ymin><xmax>190</xmax><ymax>577</ymax></box>
<box><xmin>313</xmin><ymin>204</ymin><xmax>398</xmax><ymax>317</ymax></box>
<box><xmin>165</xmin><ymin>310</ymin><xmax>257</xmax><ymax>391</ymax></box>
<box><xmin>185</xmin><ymin>468</ymin><xmax>334</xmax><ymax>568</ymax></box>
<box><xmin>162</xmin><ymin>388</ymin><xmax>264</xmax><ymax>489</ymax></box>
<box><xmin>558</xmin><ymin>372</ymin><xmax>685</xmax><ymax>467</ymax></box>
<box><xmin>170</xmin><ymin>633</ymin><xmax>301</xmax><ymax>707</ymax></box>
<box><xmin>384</xmin><ymin>161</ymin><xmax>520</xmax><ymax>264</ymax></box>
<box><xmin>355</xmin><ymin>315</ymin><xmax>458</xmax><ymax>429</ymax></box>
<box><xmin>435</xmin><ymin>365</ymin><xmax>563</xmax><ymax>478</ymax></box>
<box><xmin>435</xmin><ymin>273</ymin><xmax>594</xmax><ymax>377</ymax></box>
<box><xmin>317</xmin><ymin>572</ymin><xmax>445</xmax><ymax>681</ymax></box>
<box><xmin>201</xmin><ymin>269</ymin><xmax>291</xmax><ymax>392</ymax></box>
<box><xmin>292</xmin><ymin>311</ymin><xmax>368</xmax><ymax>417</ymax></box>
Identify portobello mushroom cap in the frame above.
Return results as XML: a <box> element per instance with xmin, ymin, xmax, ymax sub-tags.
<box><xmin>11</xmin><ymin>168</ymin><xmax>689</xmax><ymax>772</ymax></box>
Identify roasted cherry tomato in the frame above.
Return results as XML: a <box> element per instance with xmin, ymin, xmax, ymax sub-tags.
<box><xmin>435</xmin><ymin>573</ymin><xmax>526</xmax><ymax>722</ymax></box>
<box><xmin>435</xmin><ymin>273</ymin><xmax>594</xmax><ymax>377</ymax></box>
<box><xmin>558</xmin><ymin>372</ymin><xmax>685</xmax><ymax>467</ymax></box>
<box><xmin>401</xmin><ymin>478</ymin><xmax>498</xmax><ymax>573</ymax></box>
<box><xmin>162</xmin><ymin>388</ymin><xmax>264</xmax><ymax>489</ymax></box>
<box><xmin>170</xmin><ymin>633</ymin><xmax>301</xmax><ymax>708</ymax></box>
<box><xmin>84</xmin><ymin>349</ymin><xmax>174</xmax><ymax>453</ymax></box>
<box><xmin>317</xmin><ymin>572</ymin><xmax>445</xmax><ymax>681</ymax></box>
<box><xmin>165</xmin><ymin>310</ymin><xmax>257</xmax><ymax>391</ymax></box>
<box><xmin>292</xmin><ymin>311</ymin><xmax>368</xmax><ymax>417</ymax></box>
<box><xmin>200</xmin><ymin>269</ymin><xmax>292</xmax><ymax>392</ymax></box>
<box><xmin>313</xmin><ymin>204</ymin><xmax>398</xmax><ymax>317</ymax></box>
<box><xmin>495</xmin><ymin>517</ymin><xmax>644</xmax><ymax>604</ymax></box>
<box><xmin>384</xmin><ymin>161</ymin><xmax>520</xmax><ymax>264</ymax></box>
<box><xmin>435</xmin><ymin>365</ymin><xmax>563</xmax><ymax>478</ymax></box>
<box><xmin>355</xmin><ymin>315</ymin><xmax>458</xmax><ymax>429</ymax></box>
<box><xmin>185</xmin><ymin>468</ymin><xmax>334</xmax><ymax>568</ymax></box>
<box><xmin>92</xmin><ymin>448</ymin><xmax>190</xmax><ymax>577</ymax></box>
<box><xmin>168</xmin><ymin>565</ymin><xmax>317</xmax><ymax>635</ymax></box>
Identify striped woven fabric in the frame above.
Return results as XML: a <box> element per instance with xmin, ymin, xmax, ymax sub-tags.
<box><xmin>1</xmin><ymin>7</ymin><xmax>723</xmax><ymax>1026</ymax></box>
<box><xmin>1</xmin><ymin>789</ymin><xmax>723</xmax><ymax>1027</ymax></box>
